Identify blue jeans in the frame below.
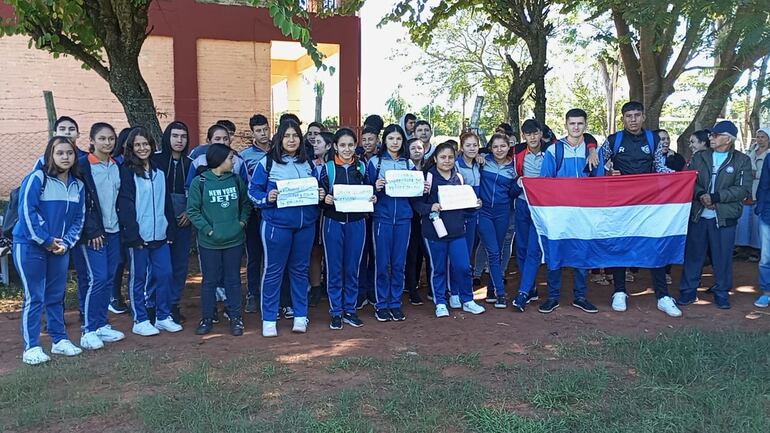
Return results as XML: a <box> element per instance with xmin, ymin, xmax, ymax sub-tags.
<box><xmin>760</xmin><ymin>219</ymin><xmax>770</xmax><ymax>294</ymax></box>
<box><xmin>199</xmin><ymin>244</ymin><xmax>243</xmax><ymax>320</ymax></box>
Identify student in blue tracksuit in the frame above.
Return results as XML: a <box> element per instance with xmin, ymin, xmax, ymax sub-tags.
<box><xmin>368</xmin><ymin>124</ymin><xmax>420</xmax><ymax>322</ymax></box>
<box><xmin>478</xmin><ymin>133</ymin><xmax>520</xmax><ymax>309</ymax></box>
<box><xmin>454</xmin><ymin>131</ymin><xmax>483</xmax><ymax>308</ymax></box>
<box><xmin>14</xmin><ymin>136</ymin><xmax>85</xmax><ymax>365</ymax></box>
<box><xmin>356</xmin><ymin>125</ymin><xmax>381</xmax><ymax>309</ymax></box>
<box><xmin>319</xmin><ymin>128</ymin><xmax>375</xmax><ymax>330</ymax></box>
<box><xmin>537</xmin><ymin>108</ymin><xmax>604</xmax><ymax>314</ymax></box>
<box><xmin>153</xmin><ymin>121</ymin><xmax>192</xmax><ymax>325</ymax></box>
<box><xmin>117</xmin><ymin>127</ymin><xmax>181</xmax><ymax>337</ymax></box>
<box><xmin>249</xmin><ymin>119</ymin><xmax>325</xmax><ymax>337</ymax></box>
<box><xmin>412</xmin><ymin>141</ymin><xmax>487</xmax><ymax>318</ymax></box>
<box><xmin>73</xmin><ymin>123</ymin><xmax>126</xmax><ymax>350</ymax></box>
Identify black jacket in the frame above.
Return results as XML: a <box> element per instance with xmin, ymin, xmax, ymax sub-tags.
<box><xmin>319</xmin><ymin>158</ymin><xmax>370</xmax><ymax>223</ymax></box>
<box><xmin>410</xmin><ymin>166</ymin><xmax>467</xmax><ymax>241</ymax></box>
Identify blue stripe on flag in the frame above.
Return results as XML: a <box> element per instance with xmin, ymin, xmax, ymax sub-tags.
<box><xmin>540</xmin><ymin>235</ymin><xmax>687</xmax><ymax>270</ymax></box>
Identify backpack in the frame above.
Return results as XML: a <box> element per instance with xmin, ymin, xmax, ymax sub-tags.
<box><xmin>325</xmin><ymin>159</ymin><xmax>366</xmax><ymax>194</ymax></box>
<box><xmin>612</xmin><ymin>130</ymin><xmax>656</xmax><ymax>159</ymax></box>
<box><xmin>2</xmin><ymin>171</ymin><xmax>48</xmax><ymax>238</ymax></box>
<box><xmin>554</xmin><ymin>140</ymin><xmax>593</xmax><ymax>177</ymax></box>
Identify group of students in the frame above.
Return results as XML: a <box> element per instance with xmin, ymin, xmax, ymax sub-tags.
<box><xmin>10</xmin><ymin>101</ymin><xmax>769</xmax><ymax>366</ymax></box>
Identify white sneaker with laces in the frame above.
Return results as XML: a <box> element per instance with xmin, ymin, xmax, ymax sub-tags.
<box><xmin>132</xmin><ymin>320</ymin><xmax>160</xmax><ymax>336</ymax></box>
<box><xmin>263</xmin><ymin>320</ymin><xmax>278</xmax><ymax>337</ymax></box>
<box><xmin>462</xmin><ymin>301</ymin><xmax>486</xmax><ymax>315</ymax></box>
<box><xmin>96</xmin><ymin>324</ymin><xmax>125</xmax><ymax>342</ymax></box>
<box><xmin>435</xmin><ymin>304</ymin><xmax>450</xmax><ymax>318</ymax></box>
<box><xmin>448</xmin><ymin>295</ymin><xmax>461</xmax><ymax>309</ymax></box>
<box><xmin>22</xmin><ymin>346</ymin><xmax>51</xmax><ymax>365</ymax></box>
<box><xmin>292</xmin><ymin>317</ymin><xmax>309</xmax><ymax>333</ymax></box>
<box><xmin>657</xmin><ymin>296</ymin><xmax>682</xmax><ymax>317</ymax></box>
<box><xmin>80</xmin><ymin>331</ymin><xmax>105</xmax><ymax>350</ymax></box>
<box><xmin>611</xmin><ymin>292</ymin><xmax>628</xmax><ymax>312</ymax></box>
<box><xmin>155</xmin><ymin>318</ymin><xmax>183</xmax><ymax>333</ymax></box>
<box><xmin>51</xmin><ymin>339</ymin><xmax>82</xmax><ymax>357</ymax></box>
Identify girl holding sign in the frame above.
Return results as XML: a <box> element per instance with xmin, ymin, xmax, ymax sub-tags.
<box><xmin>248</xmin><ymin>119</ymin><xmax>325</xmax><ymax>337</ymax></box>
<box><xmin>411</xmin><ymin>142</ymin><xmax>486</xmax><ymax>318</ymax></box>
<box><xmin>367</xmin><ymin>124</ymin><xmax>419</xmax><ymax>322</ymax></box>
<box><xmin>319</xmin><ymin>128</ymin><xmax>376</xmax><ymax>330</ymax></box>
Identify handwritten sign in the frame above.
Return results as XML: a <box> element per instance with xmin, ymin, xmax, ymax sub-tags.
<box><xmin>385</xmin><ymin>170</ymin><xmax>424</xmax><ymax>197</ymax></box>
<box><xmin>438</xmin><ymin>185</ymin><xmax>478</xmax><ymax>210</ymax></box>
<box><xmin>333</xmin><ymin>184</ymin><xmax>374</xmax><ymax>213</ymax></box>
<box><xmin>276</xmin><ymin>177</ymin><xmax>319</xmax><ymax>208</ymax></box>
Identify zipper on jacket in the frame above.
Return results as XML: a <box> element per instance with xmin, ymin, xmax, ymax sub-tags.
<box><xmin>151</xmin><ymin>171</ymin><xmax>157</xmax><ymax>240</ymax></box>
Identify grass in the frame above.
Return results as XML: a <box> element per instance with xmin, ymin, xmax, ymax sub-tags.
<box><xmin>1</xmin><ymin>329</ymin><xmax>769</xmax><ymax>432</ymax></box>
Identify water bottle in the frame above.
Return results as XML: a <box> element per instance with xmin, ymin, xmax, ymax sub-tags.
<box><xmin>429</xmin><ymin>211</ymin><xmax>448</xmax><ymax>238</ymax></box>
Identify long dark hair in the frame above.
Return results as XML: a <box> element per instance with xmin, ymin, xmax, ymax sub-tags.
<box><xmin>123</xmin><ymin>127</ymin><xmax>156</xmax><ymax>178</ymax></box>
<box><xmin>43</xmin><ymin>136</ymin><xmax>82</xmax><ymax>179</ymax></box>
<box><xmin>423</xmin><ymin>141</ymin><xmax>457</xmax><ymax>174</ymax></box>
<box><xmin>88</xmin><ymin>122</ymin><xmax>116</xmax><ymax>153</ymax></box>
<box><xmin>330</xmin><ymin>127</ymin><xmax>360</xmax><ymax>162</ymax></box>
<box><xmin>378</xmin><ymin>124</ymin><xmax>408</xmax><ymax>159</ymax></box>
<box><xmin>268</xmin><ymin>119</ymin><xmax>308</xmax><ymax>164</ymax></box>
<box><xmin>113</xmin><ymin>127</ymin><xmax>132</xmax><ymax>158</ymax></box>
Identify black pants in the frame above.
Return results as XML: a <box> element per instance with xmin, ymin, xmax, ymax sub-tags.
<box><xmin>199</xmin><ymin>245</ymin><xmax>243</xmax><ymax>320</ymax></box>
<box><xmin>612</xmin><ymin>267</ymin><xmax>669</xmax><ymax>299</ymax></box>
<box><xmin>405</xmin><ymin>216</ymin><xmax>431</xmax><ymax>295</ymax></box>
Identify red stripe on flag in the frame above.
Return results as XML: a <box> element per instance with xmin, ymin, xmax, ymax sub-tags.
<box><xmin>522</xmin><ymin>172</ymin><xmax>697</xmax><ymax>207</ymax></box>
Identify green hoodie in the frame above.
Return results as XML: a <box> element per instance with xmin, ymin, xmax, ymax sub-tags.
<box><xmin>187</xmin><ymin>170</ymin><xmax>252</xmax><ymax>249</ymax></box>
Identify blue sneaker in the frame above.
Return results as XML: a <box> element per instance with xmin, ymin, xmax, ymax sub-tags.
<box><xmin>754</xmin><ymin>294</ymin><xmax>770</xmax><ymax>308</ymax></box>
<box><xmin>511</xmin><ymin>292</ymin><xmax>528</xmax><ymax>312</ymax></box>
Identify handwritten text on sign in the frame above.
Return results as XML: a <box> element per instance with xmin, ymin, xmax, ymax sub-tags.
<box><xmin>438</xmin><ymin>185</ymin><xmax>478</xmax><ymax>210</ymax></box>
<box><xmin>333</xmin><ymin>184</ymin><xmax>374</xmax><ymax>213</ymax></box>
<box><xmin>276</xmin><ymin>177</ymin><xmax>318</xmax><ymax>208</ymax></box>
<box><xmin>385</xmin><ymin>170</ymin><xmax>424</xmax><ymax>197</ymax></box>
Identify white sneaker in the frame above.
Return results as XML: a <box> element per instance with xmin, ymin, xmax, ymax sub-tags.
<box><xmin>22</xmin><ymin>346</ymin><xmax>51</xmax><ymax>365</ymax></box>
<box><xmin>657</xmin><ymin>296</ymin><xmax>682</xmax><ymax>317</ymax></box>
<box><xmin>51</xmin><ymin>339</ymin><xmax>82</xmax><ymax>357</ymax></box>
<box><xmin>79</xmin><ymin>331</ymin><xmax>104</xmax><ymax>350</ymax></box>
<box><xmin>96</xmin><ymin>324</ymin><xmax>125</xmax><ymax>343</ymax></box>
<box><xmin>611</xmin><ymin>292</ymin><xmax>628</xmax><ymax>312</ymax></box>
<box><xmin>462</xmin><ymin>301</ymin><xmax>486</xmax><ymax>315</ymax></box>
<box><xmin>448</xmin><ymin>295</ymin><xmax>461</xmax><ymax>309</ymax></box>
<box><xmin>292</xmin><ymin>317</ymin><xmax>309</xmax><ymax>333</ymax></box>
<box><xmin>155</xmin><ymin>318</ymin><xmax>183</xmax><ymax>333</ymax></box>
<box><xmin>435</xmin><ymin>304</ymin><xmax>450</xmax><ymax>318</ymax></box>
<box><xmin>132</xmin><ymin>320</ymin><xmax>160</xmax><ymax>336</ymax></box>
<box><xmin>262</xmin><ymin>320</ymin><xmax>278</xmax><ymax>337</ymax></box>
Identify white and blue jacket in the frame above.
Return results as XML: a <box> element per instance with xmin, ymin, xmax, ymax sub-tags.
<box><xmin>12</xmin><ymin>170</ymin><xmax>85</xmax><ymax>250</ymax></box>
<box><xmin>541</xmin><ymin>138</ymin><xmax>606</xmax><ymax>178</ymax></box>
<box><xmin>248</xmin><ymin>155</ymin><xmax>320</xmax><ymax>229</ymax></box>
<box><xmin>240</xmin><ymin>144</ymin><xmax>269</xmax><ymax>180</ymax></box>
<box><xmin>117</xmin><ymin>163</ymin><xmax>177</xmax><ymax>247</ymax></box>
<box><xmin>367</xmin><ymin>153</ymin><xmax>416</xmax><ymax>224</ymax></box>
<box><xmin>479</xmin><ymin>153</ymin><xmax>520</xmax><ymax>217</ymax></box>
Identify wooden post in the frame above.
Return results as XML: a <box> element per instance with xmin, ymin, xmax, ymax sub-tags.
<box><xmin>43</xmin><ymin>91</ymin><xmax>57</xmax><ymax>138</ymax></box>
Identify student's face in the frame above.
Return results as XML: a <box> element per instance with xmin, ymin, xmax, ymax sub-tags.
<box><xmin>409</xmin><ymin>141</ymin><xmax>424</xmax><ymax>160</ymax></box>
<box><xmin>415</xmin><ymin>125</ymin><xmax>432</xmax><ymax>143</ymax></box>
<box><xmin>523</xmin><ymin>130</ymin><xmax>542</xmax><ymax>150</ymax></box>
<box><xmin>622</xmin><ymin>110</ymin><xmax>645</xmax><ymax>134</ymax></box>
<box><xmin>756</xmin><ymin>131</ymin><xmax>769</xmax><ymax>148</ymax></box>
<box><xmin>210</xmin><ymin>130</ymin><xmax>230</xmax><ymax>145</ymax></box>
<box><xmin>335</xmin><ymin>136</ymin><xmax>357</xmax><ymax>161</ymax></box>
<box><xmin>689</xmin><ymin>135</ymin><xmax>707</xmax><ymax>153</ymax></box>
<box><xmin>490</xmin><ymin>138</ymin><xmax>509</xmax><ymax>160</ymax></box>
<box><xmin>252</xmin><ymin>123</ymin><xmax>270</xmax><ymax>146</ymax></box>
<box><xmin>435</xmin><ymin>148</ymin><xmax>455</xmax><ymax>172</ymax></box>
<box><xmin>461</xmin><ymin>137</ymin><xmax>479</xmax><ymax>159</ymax></box>
<box><xmin>52</xmin><ymin>141</ymin><xmax>76</xmax><ymax>172</ymax></box>
<box><xmin>91</xmin><ymin>127</ymin><xmax>116</xmax><ymax>156</ymax></box>
<box><xmin>312</xmin><ymin>135</ymin><xmax>330</xmax><ymax>158</ymax></box>
<box><xmin>170</xmin><ymin>128</ymin><xmax>188</xmax><ymax>153</ymax></box>
<box><xmin>385</xmin><ymin>132</ymin><xmax>403</xmax><ymax>155</ymax></box>
<box><xmin>133</xmin><ymin>136</ymin><xmax>153</xmax><ymax>161</ymax></box>
<box><xmin>282</xmin><ymin>127</ymin><xmax>301</xmax><ymax>155</ymax></box>
<box><xmin>405</xmin><ymin>119</ymin><xmax>416</xmax><ymax>133</ymax></box>
<box><xmin>307</xmin><ymin>126</ymin><xmax>322</xmax><ymax>141</ymax></box>
<box><xmin>565</xmin><ymin>117</ymin><xmax>587</xmax><ymax>139</ymax></box>
<box><xmin>361</xmin><ymin>133</ymin><xmax>377</xmax><ymax>154</ymax></box>
<box><xmin>658</xmin><ymin>131</ymin><xmax>671</xmax><ymax>151</ymax></box>
<box><xmin>220</xmin><ymin>151</ymin><xmax>235</xmax><ymax>173</ymax></box>
<box><xmin>56</xmin><ymin>121</ymin><xmax>79</xmax><ymax>141</ymax></box>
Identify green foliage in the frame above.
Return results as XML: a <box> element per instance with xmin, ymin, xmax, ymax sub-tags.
<box><xmin>418</xmin><ymin>104</ymin><xmax>462</xmax><ymax>136</ymax></box>
<box><xmin>385</xmin><ymin>88</ymin><xmax>412</xmax><ymax>124</ymax></box>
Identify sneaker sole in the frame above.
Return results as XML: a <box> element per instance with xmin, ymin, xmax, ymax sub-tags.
<box><xmin>342</xmin><ymin>318</ymin><xmax>364</xmax><ymax>327</ymax></box>
<box><xmin>463</xmin><ymin>307</ymin><xmax>486</xmax><ymax>315</ymax></box>
<box><xmin>572</xmin><ymin>303</ymin><xmax>598</xmax><ymax>313</ymax></box>
<box><xmin>80</xmin><ymin>343</ymin><xmax>104</xmax><ymax>350</ymax></box>
<box><xmin>436</xmin><ymin>312</ymin><xmax>450</xmax><ymax>318</ymax></box>
<box><xmin>132</xmin><ymin>329</ymin><xmax>160</xmax><ymax>337</ymax></box>
<box><xmin>754</xmin><ymin>302</ymin><xmax>769</xmax><ymax>308</ymax></box>
<box><xmin>292</xmin><ymin>328</ymin><xmax>307</xmax><ymax>333</ymax></box>
<box><xmin>657</xmin><ymin>306</ymin><xmax>682</xmax><ymax>317</ymax></box>
<box><xmin>494</xmin><ymin>304</ymin><xmax>507</xmax><ymax>309</ymax></box>
<box><xmin>538</xmin><ymin>305</ymin><xmax>559</xmax><ymax>314</ymax></box>
<box><xmin>329</xmin><ymin>324</ymin><xmax>343</xmax><ymax>330</ymax></box>
<box><xmin>108</xmin><ymin>306</ymin><xmax>127</xmax><ymax>314</ymax></box>
<box><xmin>511</xmin><ymin>304</ymin><xmax>525</xmax><ymax>312</ymax></box>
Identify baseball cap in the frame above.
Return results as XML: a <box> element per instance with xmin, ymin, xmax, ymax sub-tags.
<box><xmin>708</xmin><ymin>120</ymin><xmax>738</xmax><ymax>137</ymax></box>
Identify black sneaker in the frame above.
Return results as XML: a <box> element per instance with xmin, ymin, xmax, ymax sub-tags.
<box><xmin>512</xmin><ymin>292</ymin><xmax>528</xmax><ymax>312</ymax></box>
<box><xmin>171</xmin><ymin>304</ymin><xmax>186</xmax><ymax>324</ymax></box>
<box><xmin>485</xmin><ymin>290</ymin><xmax>497</xmax><ymax>304</ymax></box>
<box><xmin>342</xmin><ymin>312</ymin><xmax>364</xmax><ymax>327</ymax></box>
<box><xmin>389</xmin><ymin>308</ymin><xmax>406</xmax><ymax>321</ymax></box>
<box><xmin>375</xmin><ymin>309</ymin><xmax>391</xmax><ymax>322</ymax></box>
<box><xmin>309</xmin><ymin>285</ymin><xmax>323</xmax><ymax>307</ymax></box>
<box><xmin>715</xmin><ymin>297</ymin><xmax>731</xmax><ymax>310</ymax></box>
<box><xmin>494</xmin><ymin>295</ymin><xmax>507</xmax><ymax>309</ymax></box>
<box><xmin>282</xmin><ymin>306</ymin><xmax>294</xmax><ymax>319</ymax></box>
<box><xmin>195</xmin><ymin>318</ymin><xmax>213</xmax><ymax>335</ymax></box>
<box><xmin>426</xmin><ymin>293</ymin><xmax>434</xmax><ymax>302</ymax></box>
<box><xmin>244</xmin><ymin>295</ymin><xmax>258</xmax><ymax>313</ymax></box>
<box><xmin>229</xmin><ymin>317</ymin><xmax>244</xmax><ymax>336</ymax></box>
<box><xmin>527</xmin><ymin>290</ymin><xmax>540</xmax><ymax>303</ymax></box>
<box><xmin>538</xmin><ymin>299</ymin><xmax>559</xmax><ymax>314</ymax></box>
<box><xmin>572</xmin><ymin>298</ymin><xmax>598</xmax><ymax>313</ymax></box>
<box><xmin>147</xmin><ymin>307</ymin><xmax>156</xmax><ymax>325</ymax></box>
<box><xmin>212</xmin><ymin>307</ymin><xmax>220</xmax><ymax>324</ymax></box>
<box><xmin>409</xmin><ymin>292</ymin><xmax>424</xmax><ymax>306</ymax></box>
<box><xmin>355</xmin><ymin>298</ymin><xmax>369</xmax><ymax>310</ymax></box>
<box><xmin>108</xmin><ymin>298</ymin><xmax>128</xmax><ymax>314</ymax></box>
<box><xmin>330</xmin><ymin>316</ymin><xmax>343</xmax><ymax>330</ymax></box>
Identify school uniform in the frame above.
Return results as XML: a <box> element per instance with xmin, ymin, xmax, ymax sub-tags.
<box><xmin>367</xmin><ymin>153</ymin><xmax>416</xmax><ymax>312</ymax></box>
<box><xmin>248</xmin><ymin>155</ymin><xmax>319</xmax><ymax>322</ymax></box>
<box><xmin>455</xmin><ymin>156</ymin><xmax>481</xmax><ymax>266</ymax></box>
<box><xmin>512</xmin><ymin>145</ymin><xmax>545</xmax><ymax>298</ymax></box>
<box><xmin>240</xmin><ymin>144</ymin><xmax>270</xmax><ymax>300</ymax></box>
<box><xmin>13</xmin><ymin>170</ymin><xmax>85</xmax><ymax>350</ymax></box>
<box><xmin>319</xmin><ymin>157</ymin><xmax>369</xmax><ymax>317</ymax></box>
<box><xmin>73</xmin><ymin>154</ymin><xmax>122</xmax><ymax>333</ymax></box>
<box><xmin>117</xmin><ymin>163</ymin><xmax>177</xmax><ymax>324</ymax></box>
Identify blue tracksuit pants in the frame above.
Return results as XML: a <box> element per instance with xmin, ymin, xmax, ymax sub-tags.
<box><xmin>260</xmin><ymin>220</ymin><xmax>314</xmax><ymax>321</ymax></box>
<box><xmin>547</xmin><ymin>268</ymin><xmax>588</xmax><ymax>300</ymax></box>
<box><xmin>15</xmin><ymin>243</ymin><xmax>71</xmax><ymax>350</ymax></box>
<box><xmin>373</xmin><ymin>219</ymin><xmax>410</xmax><ymax>310</ymax></box>
<box><xmin>73</xmin><ymin>232</ymin><xmax>121</xmax><ymax>333</ymax></box>
<box><xmin>199</xmin><ymin>244</ymin><xmax>243</xmax><ymax>320</ymax></box>
<box><xmin>169</xmin><ymin>225</ymin><xmax>192</xmax><ymax>306</ymax></box>
<box><xmin>514</xmin><ymin>199</ymin><xmax>542</xmax><ymax>295</ymax></box>
<box><xmin>323</xmin><ymin>218</ymin><xmax>366</xmax><ymax>316</ymax></box>
<box><xmin>478</xmin><ymin>205</ymin><xmax>513</xmax><ymax>297</ymax></box>
<box><xmin>357</xmin><ymin>218</ymin><xmax>376</xmax><ymax>304</ymax></box>
<box><xmin>245</xmin><ymin>210</ymin><xmax>263</xmax><ymax>298</ymax></box>
<box><xmin>424</xmin><ymin>236</ymin><xmax>474</xmax><ymax>306</ymax></box>
<box><xmin>679</xmin><ymin>217</ymin><xmax>736</xmax><ymax>300</ymax></box>
<box><xmin>127</xmin><ymin>243</ymin><xmax>173</xmax><ymax>323</ymax></box>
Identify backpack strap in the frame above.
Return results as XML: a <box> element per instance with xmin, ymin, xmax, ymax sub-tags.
<box><xmin>554</xmin><ymin>140</ymin><xmax>565</xmax><ymax>177</ymax></box>
<box><xmin>357</xmin><ymin>160</ymin><xmax>366</xmax><ymax>177</ymax></box>
<box><xmin>325</xmin><ymin>160</ymin><xmax>336</xmax><ymax>194</ymax></box>
<box><xmin>612</xmin><ymin>131</ymin><xmax>624</xmax><ymax>157</ymax></box>
<box><xmin>644</xmin><ymin>129</ymin><xmax>656</xmax><ymax>156</ymax></box>
<box><xmin>198</xmin><ymin>174</ymin><xmax>205</xmax><ymax>196</ymax></box>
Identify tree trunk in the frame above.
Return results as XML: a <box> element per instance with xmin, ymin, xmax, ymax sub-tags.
<box><xmin>507</xmin><ymin>84</ymin><xmax>522</xmax><ymax>142</ymax></box>
<box><xmin>750</xmin><ymin>54</ymin><xmax>769</xmax><ymax>133</ymax></box>
<box><xmin>108</xmin><ymin>57</ymin><xmax>163</xmax><ymax>146</ymax></box>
